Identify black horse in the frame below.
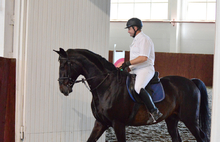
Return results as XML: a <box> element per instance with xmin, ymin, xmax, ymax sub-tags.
<box><xmin>54</xmin><ymin>48</ymin><xmax>210</xmax><ymax>142</ymax></box>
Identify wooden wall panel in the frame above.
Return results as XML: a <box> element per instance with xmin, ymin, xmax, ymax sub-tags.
<box><xmin>154</xmin><ymin>53</ymin><xmax>213</xmax><ymax>86</ymax></box>
<box><xmin>0</xmin><ymin>57</ymin><xmax>16</xmax><ymax>142</ymax></box>
<box><xmin>109</xmin><ymin>51</ymin><xmax>213</xmax><ymax>86</ymax></box>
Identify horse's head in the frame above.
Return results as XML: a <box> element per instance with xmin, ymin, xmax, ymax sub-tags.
<box><xmin>54</xmin><ymin>48</ymin><xmax>82</xmax><ymax>96</ymax></box>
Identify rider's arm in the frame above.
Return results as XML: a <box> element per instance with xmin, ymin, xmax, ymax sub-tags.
<box><xmin>130</xmin><ymin>56</ymin><xmax>148</xmax><ymax>65</ymax></box>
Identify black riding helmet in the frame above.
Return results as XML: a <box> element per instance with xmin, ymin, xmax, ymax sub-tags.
<box><xmin>125</xmin><ymin>18</ymin><xmax>143</xmax><ymax>38</ymax></box>
<box><xmin>125</xmin><ymin>18</ymin><xmax>143</xmax><ymax>29</ymax></box>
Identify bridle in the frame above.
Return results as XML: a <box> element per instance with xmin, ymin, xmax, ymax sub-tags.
<box><xmin>58</xmin><ymin>57</ymin><xmax>111</xmax><ymax>92</ymax></box>
<box><xmin>58</xmin><ymin>58</ymin><xmax>76</xmax><ymax>88</ymax></box>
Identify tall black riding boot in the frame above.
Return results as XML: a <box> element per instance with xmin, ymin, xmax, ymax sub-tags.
<box><xmin>139</xmin><ymin>88</ymin><xmax>163</xmax><ymax>124</ymax></box>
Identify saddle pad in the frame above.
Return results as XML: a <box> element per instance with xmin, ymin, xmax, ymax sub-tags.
<box><xmin>150</xmin><ymin>83</ymin><xmax>165</xmax><ymax>103</ymax></box>
<box><xmin>126</xmin><ymin>76</ymin><xmax>165</xmax><ymax>103</ymax></box>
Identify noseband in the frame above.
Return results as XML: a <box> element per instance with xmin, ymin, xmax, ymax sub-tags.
<box><xmin>58</xmin><ymin>57</ymin><xmax>110</xmax><ymax>92</ymax></box>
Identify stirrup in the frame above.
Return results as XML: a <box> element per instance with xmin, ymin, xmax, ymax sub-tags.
<box><xmin>147</xmin><ymin>110</ymin><xmax>163</xmax><ymax>124</ymax></box>
<box><xmin>147</xmin><ymin>113</ymin><xmax>156</xmax><ymax>124</ymax></box>
<box><xmin>149</xmin><ymin>112</ymin><xmax>157</xmax><ymax>122</ymax></box>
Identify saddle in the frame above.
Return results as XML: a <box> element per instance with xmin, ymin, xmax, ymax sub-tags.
<box><xmin>126</xmin><ymin>71</ymin><xmax>165</xmax><ymax>104</ymax></box>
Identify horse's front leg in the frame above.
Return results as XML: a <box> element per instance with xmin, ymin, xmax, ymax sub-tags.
<box><xmin>87</xmin><ymin>120</ymin><xmax>108</xmax><ymax>142</ymax></box>
<box><xmin>113</xmin><ymin>121</ymin><xmax>126</xmax><ymax>142</ymax></box>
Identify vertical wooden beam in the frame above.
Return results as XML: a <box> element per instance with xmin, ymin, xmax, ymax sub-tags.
<box><xmin>108</xmin><ymin>50</ymin><xmax>113</xmax><ymax>63</ymax></box>
<box><xmin>0</xmin><ymin>57</ymin><xmax>16</xmax><ymax>142</ymax></box>
<box><xmin>0</xmin><ymin>58</ymin><xmax>8</xmax><ymax>142</ymax></box>
<box><xmin>125</xmin><ymin>51</ymin><xmax>130</xmax><ymax>62</ymax></box>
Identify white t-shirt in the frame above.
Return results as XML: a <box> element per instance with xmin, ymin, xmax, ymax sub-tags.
<box><xmin>129</xmin><ymin>32</ymin><xmax>155</xmax><ymax>70</ymax></box>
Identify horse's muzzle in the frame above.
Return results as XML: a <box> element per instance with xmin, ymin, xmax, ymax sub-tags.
<box><xmin>59</xmin><ymin>84</ymin><xmax>73</xmax><ymax>96</ymax></box>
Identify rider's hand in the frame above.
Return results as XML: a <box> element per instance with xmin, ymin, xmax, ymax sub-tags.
<box><xmin>119</xmin><ymin>61</ymin><xmax>131</xmax><ymax>71</ymax></box>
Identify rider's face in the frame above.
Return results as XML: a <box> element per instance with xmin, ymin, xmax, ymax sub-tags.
<box><xmin>128</xmin><ymin>26</ymin><xmax>138</xmax><ymax>37</ymax></box>
<box><xmin>128</xmin><ymin>27</ymin><xmax>135</xmax><ymax>37</ymax></box>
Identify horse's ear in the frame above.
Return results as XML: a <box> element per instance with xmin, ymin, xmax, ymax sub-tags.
<box><xmin>53</xmin><ymin>48</ymin><xmax>67</xmax><ymax>58</ymax></box>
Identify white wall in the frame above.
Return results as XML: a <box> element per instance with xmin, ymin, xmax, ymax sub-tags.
<box><xmin>180</xmin><ymin>23</ymin><xmax>215</xmax><ymax>54</ymax></box>
<box><xmin>0</xmin><ymin>0</ymin><xmax>5</xmax><ymax>56</ymax></box>
<box><xmin>109</xmin><ymin>22</ymin><xmax>215</xmax><ymax>54</ymax></box>
<box><xmin>109</xmin><ymin>0</ymin><xmax>215</xmax><ymax>54</ymax></box>
<box><xmin>14</xmin><ymin>0</ymin><xmax>110</xmax><ymax>142</ymax></box>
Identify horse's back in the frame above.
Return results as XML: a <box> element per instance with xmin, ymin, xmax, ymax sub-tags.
<box><xmin>161</xmin><ymin>75</ymin><xmax>201</xmax><ymax>100</ymax></box>
<box><xmin>161</xmin><ymin>75</ymin><xmax>200</xmax><ymax>94</ymax></box>
<box><xmin>161</xmin><ymin>75</ymin><xmax>197</xmax><ymax>87</ymax></box>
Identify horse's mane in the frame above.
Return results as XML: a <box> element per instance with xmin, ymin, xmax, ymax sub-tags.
<box><xmin>66</xmin><ymin>49</ymin><xmax>117</xmax><ymax>72</ymax></box>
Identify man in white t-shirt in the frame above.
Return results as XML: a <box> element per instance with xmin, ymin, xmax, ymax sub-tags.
<box><xmin>120</xmin><ymin>18</ymin><xmax>162</xmax><ymax>124</ymax></box>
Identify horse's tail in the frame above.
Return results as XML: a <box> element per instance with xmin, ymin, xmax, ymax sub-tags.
<box><xmin>191</xmin><ymin>78</ymin><xmax>211</xmax><ymax>136</ymax></box>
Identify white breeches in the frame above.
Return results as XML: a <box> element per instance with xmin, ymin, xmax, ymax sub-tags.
<box><xmin>130</xmin><ymin>66</ymin><xmax>155</xmax><ymax>94</ymax></box>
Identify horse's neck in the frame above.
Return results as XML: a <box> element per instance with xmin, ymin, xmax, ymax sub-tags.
<box><xmin>82</xmin><ymin>63</ymin><xmax>104</xmax><ymax>78</ymax></box>
<box><xmin>79</xmin><ymin>61</ymin><xmax>107</xmax><ymax>89</ymax></box>
<box><xmin>77</xmin><ymin>55</ymin><xmax>119</xmax><ymax>92</ymax></box>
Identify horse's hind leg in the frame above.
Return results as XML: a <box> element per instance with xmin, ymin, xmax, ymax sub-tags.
<box><xmin>182</xmin><ymin>120</ymin><xmax>207</xmax><ymax>142</ymax></box>
<box><xmin>180</xmin><ymin>100</ymin><xmax>208</xmax><ymax>141</ymax></box>
<box><xmin>87</xmin><ymin>120</ymin><xmax>108</xmax><ymax>142</ymax></box>
<box><xmin>165</xmin><ymin>114</ymin><xmax>182</xmax><ymax>142</ymax></box>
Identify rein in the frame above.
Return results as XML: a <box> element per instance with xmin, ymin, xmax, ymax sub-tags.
<box><xmin>74</xmin><ymin>73</ymin><xmax>110</xmax><ymax>92</ymax></box>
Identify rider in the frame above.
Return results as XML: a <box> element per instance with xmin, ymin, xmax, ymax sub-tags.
<box><xmin>120</xmin><ymin>17</ymin><xmax>163</xmax><ymax>124</ymax></box>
